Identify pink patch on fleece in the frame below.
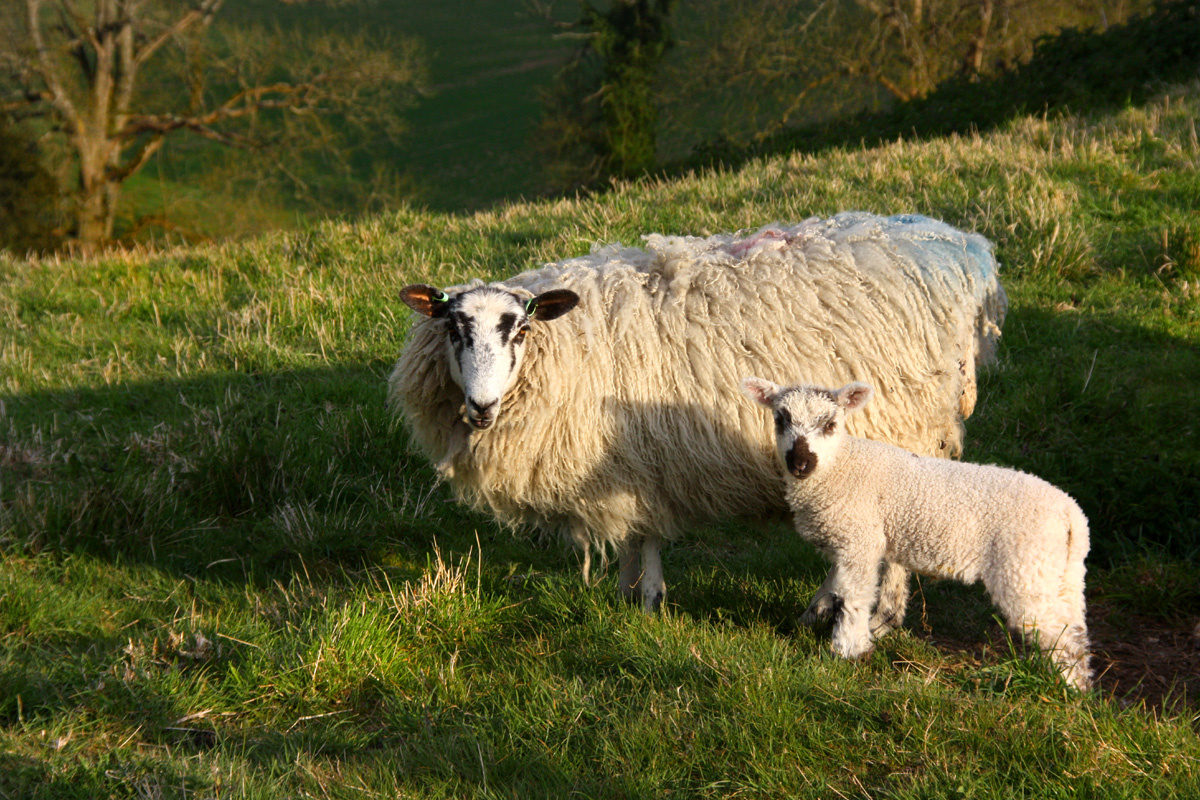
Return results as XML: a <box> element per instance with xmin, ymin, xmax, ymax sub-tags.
<box><xmin>728</xmin><ymin>228</ymin><xmax>789</xmax><ymax>258</ymax></box>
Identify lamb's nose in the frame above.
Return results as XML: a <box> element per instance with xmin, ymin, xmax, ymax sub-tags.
<box><xmin>786</xmin><ymin>437</ymin><xmax>817</xmax><ymax>479</ymax></box>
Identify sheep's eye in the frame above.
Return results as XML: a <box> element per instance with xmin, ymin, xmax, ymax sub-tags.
<box><xmin>822</xmin><ymin>420</ymin><xmax>836</xmax><ymax>435</ymax></box>
<box><xmin>447</xmin><ymin>324</ymin><xmax>461</xmax><ymax>343</ymax></box>
<box><xmin>513</xmin><ymin>327</ymin><xmax>529</xmax><ymax>345</ymax></box>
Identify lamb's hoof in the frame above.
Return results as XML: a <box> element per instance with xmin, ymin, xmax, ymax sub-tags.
<box><xmin>869</xmin><ymin>612</ymin><xmax>901</xmax><ymax>638</ymax></box>
<box><xmin>832</xmin><ymin>642</ymin><xmax>875</xmax><ymax>661</ymax></box>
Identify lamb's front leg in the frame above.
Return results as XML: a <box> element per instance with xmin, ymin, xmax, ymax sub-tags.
<box><xmin>800</xmin><ymin>562</ymin><xmax>842</xmax><ymax>625</ymax></box>
<box><xmin>828</xmin><ymin>557</ymin><xmax>883</xmax><ymax>660</ymax></box>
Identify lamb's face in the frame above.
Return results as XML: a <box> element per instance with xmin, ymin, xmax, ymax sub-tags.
<box><xmin>741</xmin><ymin>377</ymin><xmax>874</xmax><ymax>481</ymax></box>
<box><xmin>400</xmin><ymin>283</ymin><xmax>579</xmax><ymax>430</ymax></box>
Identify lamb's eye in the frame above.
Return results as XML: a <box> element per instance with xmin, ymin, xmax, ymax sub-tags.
<box><xmin>513</xmin><ymin>327</ymin><xmax>529</xmax><ymax>345</ymax></box>
<box><xmin>447</xmin><ymin>325</ymin><xmax>461</xmax><ymax>343</ymax></box>
<box><xmin>822</xmin><ymin>420</ymin><xmax>836</xmax><ymax>434</ymax></box>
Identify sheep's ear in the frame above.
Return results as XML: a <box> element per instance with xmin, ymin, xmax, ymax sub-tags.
<box><xmin>526</xmin><ymin>289</ymin><xmax>579</xmax><ymax>321</ymax></box>
<box><xmin>741</xmin><ymin>376</ymin><xmax>780</xmax><ymax>407</ymax></box>
<box><xmin>400</xmin><ymin>284</ymin><xmax>451</xmax><ymax>318</ymax></box>
<box><xmin>836</xmin><ymin>382</ymin><xmax>873</xmax><ymax>414</ymax></box>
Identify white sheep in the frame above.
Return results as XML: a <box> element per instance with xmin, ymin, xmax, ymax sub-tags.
<box><xmin>742</xmin><ymin>376</ymin><xmax>1091</xmax><ymax>690</ymax></box>
<box><xmin>389</xmin><ymin>212</ymin><xmax>1007</xmax><ymax>614</ymax></box>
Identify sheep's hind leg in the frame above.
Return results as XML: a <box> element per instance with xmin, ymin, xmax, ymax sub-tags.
<box><xmin>870</xmin><ymin>562</ymin><xmax>910</xmax><ymax>638</ymax></box>
<box><xmin>618</xmin><ymin>538</ymin><xmax>642</xmax><ymax>602</ymax></box>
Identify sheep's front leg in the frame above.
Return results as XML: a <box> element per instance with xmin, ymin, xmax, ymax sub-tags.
<box><xmin>617</xmin><ymin>535</ymin><xmax>665</xmax><ymax>613</ymax></box>
<box><xmin>828</xmin><ymin>557</ymin><xmax>882</xmax><ymax>660</ymax></box>
<box><xmin>639</xmin><ymin>535</ymin><xmax>665</xmax><ymax>613</ymax></box>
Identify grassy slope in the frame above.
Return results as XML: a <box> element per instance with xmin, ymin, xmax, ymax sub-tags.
<box><xmin>2</xmin><ymin>86</ymin><xmax>1200</xmax><ymax>797</ymax></box>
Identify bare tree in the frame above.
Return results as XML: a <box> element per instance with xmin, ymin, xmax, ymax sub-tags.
<box><xmin>0</xmin><ymin>0</ymin><xmax>424</xmax><ymax>252</ymax></box>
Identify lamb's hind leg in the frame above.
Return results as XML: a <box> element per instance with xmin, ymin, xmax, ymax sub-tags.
<box><xmin>870</xmin><ymin>562</ymin><xmax>910</xmax><ymax>637</ymax></box>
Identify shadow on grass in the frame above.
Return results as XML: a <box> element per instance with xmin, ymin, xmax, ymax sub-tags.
<box><xmin>2</xmin><ymin>288</ymin><xmax>1197</xmax><ymax>584</ymax></box>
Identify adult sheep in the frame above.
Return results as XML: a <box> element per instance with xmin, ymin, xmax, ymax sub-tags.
<box><xmin>388</xmin><ymin>212</ymin><xmax>1007</xmax><ymax>616</ymax></box>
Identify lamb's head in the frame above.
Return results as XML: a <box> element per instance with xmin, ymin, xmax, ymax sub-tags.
<box><xmin>741</xmin><ymin>377</ymin><xmax>873</xmax><ymax>480</ymax></box>
<box><xmin>400</xmin><ymin>283</ymin><xmax>579</xmax><ymax>430</ymax></box>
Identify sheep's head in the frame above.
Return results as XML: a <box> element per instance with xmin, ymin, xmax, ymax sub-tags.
<box><xmin>741</xmin><ymin>377</ymin><xmax>873</xmax><ymax>480</ymax></box>
<box><xmin>400</xmin><ymin>283</ymin><xmax>580</xmax><ymax>430</ymax></box>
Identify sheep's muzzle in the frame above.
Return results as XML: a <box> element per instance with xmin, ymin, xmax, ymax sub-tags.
<box><xmin>786</xmin><ymin>437</ymin><xmax>817</xmax><ymax>479</ymax></box>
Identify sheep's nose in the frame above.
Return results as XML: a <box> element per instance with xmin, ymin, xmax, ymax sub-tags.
<box><xmin>786</xmin><ymin>437</ymin><xmax>817</xmax><ymax>479</ymax></box>
<box><xmin>467</xmin><ymin>398</ymin><xmax>497</xmax><ymax>429</ymax></box>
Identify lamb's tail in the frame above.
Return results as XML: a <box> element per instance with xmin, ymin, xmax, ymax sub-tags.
<box><xmin>1058</xmin><ymin>499</ymin><xmax>1092</xmax><ymax>689</ymax></box>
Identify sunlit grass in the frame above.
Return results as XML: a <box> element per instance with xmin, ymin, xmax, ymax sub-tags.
<box><xmin>1</xmin><ymin>84</ymin><xmax>1199</xmax><ymax>797</ymax></box>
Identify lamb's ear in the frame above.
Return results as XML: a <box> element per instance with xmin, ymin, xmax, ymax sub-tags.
<box><xmin>741</xmin><ymin>376</ymin><xmax>781</xmax><ymax>407</ymax></box>
<box><xmin>526</xmin><ymin>289</ymin><xmax>579</xmax><ymax>321</ymax></box>
<box><xmin>399</xmin><ymin>284</ymin><xmax>451</xmax><ymax>318</ymax></box>
<box><xmin>836</xmin><ymin>382</ymin><xmax>874</xmax><ymax>414</ymax></box>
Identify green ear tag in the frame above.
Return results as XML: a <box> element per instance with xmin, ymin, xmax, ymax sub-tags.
<box><xmin>525</xmin><ymin>298</ymin><xmax>537</xmax><ymax>317</ymax></box>
<box><xmin>435</xmin><ymin>291</ymin><xmax>450</xmax><ymax>303</ymax></box>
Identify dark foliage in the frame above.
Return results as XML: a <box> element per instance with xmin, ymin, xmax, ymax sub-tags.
<box><xmin>679</xmin><ymin>0</ymin><xmax>1200</xmax><ymax>171</ymax></box>
<box><xmin>537</xmin><ymin>0</ymin><xmax>678</xmax><ymax>190</ymax></box>
<box><xmin>0</xmin><ymin>118</ymin><xmax>61</xmax><ymax>254</ymax></box>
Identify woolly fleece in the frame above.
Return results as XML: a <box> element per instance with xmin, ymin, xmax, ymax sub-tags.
<box><xmin>388</xmin><ymin>212</ymin><xmax>1006</xmax><ymax>563</ymax></box>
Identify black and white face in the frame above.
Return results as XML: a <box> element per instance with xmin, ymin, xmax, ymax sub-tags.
<box><xmin>741</xmin><ymin>377</ymin><xmax>873</xmax><ymax>480</ymax></box>
<box><xmin>400</xmin><ymin>283</ymin><xmax>579</xmax><ymax>430</ymax></box>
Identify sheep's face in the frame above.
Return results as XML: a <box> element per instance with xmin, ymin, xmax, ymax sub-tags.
<box><xmin>741</xmin><ymin>377</ymin><xmax>873</xmax><ymax>481</ymax></box>
<box><xmin>400</xmin><ymin>283</ymin><xmax>579</xmax><ymax>430</ymax></box>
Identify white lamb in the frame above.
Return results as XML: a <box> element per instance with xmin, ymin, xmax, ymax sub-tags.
<box><xmin>742</xmin><ymin>376</ymin><xmax>1091</xmax><ymax>690</ymax></box>
<box><xmin>389</xmin><ymin>212</ymin><xmax>1007</xmax><ymax>615</ymax></box>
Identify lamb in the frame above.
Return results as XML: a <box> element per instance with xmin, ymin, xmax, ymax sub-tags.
<box><xmin>741</xmin><ymin>376</ymin><xmax>1091</xmax><ymax>690</ymax></box>
<box><xmin>388</xmin><ymin>212</ymin><xmax>1007</xmax><ymax>615</ymax></box>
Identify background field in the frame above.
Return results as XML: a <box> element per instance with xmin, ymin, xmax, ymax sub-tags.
<box><xmin>119</xmin><ymin>0</ymin><xmax>574</xmax><ymax>243</ymax></box>
<box><xmin>2</xmin><ymin>78</ymin><xmax>1200</xmax><ymax>797</ymax></box>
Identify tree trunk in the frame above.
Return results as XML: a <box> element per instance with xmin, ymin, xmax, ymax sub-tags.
<box><xmin>962</xmin><ymin>0</ymin><xmax>995</xmax><ymax>79</ymax></box>
<box><xmin>74</xmin><ymin>139</ymin><xmax>120</xmax><ymax>253</ymax></box>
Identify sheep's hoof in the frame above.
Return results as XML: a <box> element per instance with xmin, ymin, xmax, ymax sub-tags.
<box><xmin>643</xmin><ymin>590</ymin><xmax>664</xmax><ymax>614</ymax></box>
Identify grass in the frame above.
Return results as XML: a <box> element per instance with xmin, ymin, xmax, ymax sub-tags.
<box><xmin>2</xmin><ymin>83</ymin><xmax>1200</xmax><ymax>796</ymax></box>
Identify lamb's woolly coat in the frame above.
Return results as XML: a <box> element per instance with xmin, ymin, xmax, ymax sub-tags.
<box><xmin>389</xmin><ymin>212</ymin><xmax>1006</xmax><ymax>557</ymax></box>
<box><xmin>785</xmin><ymin>430</ymin><xmax>1091</xmax><ymax>688</ymax></box>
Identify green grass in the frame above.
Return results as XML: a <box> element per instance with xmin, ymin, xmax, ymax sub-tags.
<box><xmin>2</xmin><ymin>84</ymin><xmax>1200</xmax><ymax>796</ymax></box>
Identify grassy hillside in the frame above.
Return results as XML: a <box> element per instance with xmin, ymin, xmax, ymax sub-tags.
<box><xmin>2</xmin><ymin>84</ymin><xmax>1200</xmax><ymax>797</ymax></box>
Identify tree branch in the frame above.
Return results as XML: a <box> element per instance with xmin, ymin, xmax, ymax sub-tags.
<box><xmin>134</xmin><ymin>0</ymin><xmax>223</xmax><ymax>68</ymax></box>
<box><xmin>25</xmin><ymin>0</ymin><xmax>83</xmax><ymax>134</ymax></box>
